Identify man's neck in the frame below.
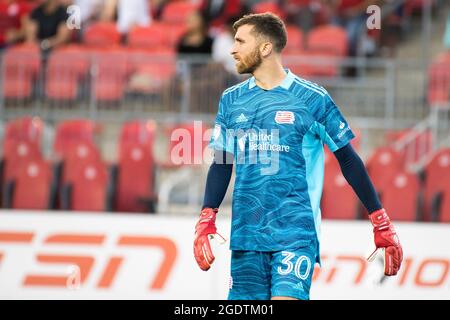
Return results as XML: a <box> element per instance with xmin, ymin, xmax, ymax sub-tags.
<box><xmin>45</xmin><ymin>1</ymin><xmax>58</xmax><ymax>13</ymax></box>
<box><xmin>252</xmin><ymin>61</ymin><xmax>287</xmax><ymax>90</ymax></box>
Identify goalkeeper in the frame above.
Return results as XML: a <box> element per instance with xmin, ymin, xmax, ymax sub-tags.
<box><xmin>194</xmin><ymin>13</ymin><xmax>403</xmax><ymax>300</ymax></box>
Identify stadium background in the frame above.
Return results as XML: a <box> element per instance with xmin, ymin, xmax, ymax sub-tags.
<box><xmin>0</xmin><ymin>0</ymin><xmax>449</xmax><ymax>299</ymax></box>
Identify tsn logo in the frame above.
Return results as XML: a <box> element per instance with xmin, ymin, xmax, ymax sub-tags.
<box><xmin>0</xmin><ymin>231</ymin><xmax>177</xmax><ymax>291</ymax></box>
<box><xmin>312</xmin><ymin>254</ymin><xmax>450</xmax><ymax>288</ymax></box>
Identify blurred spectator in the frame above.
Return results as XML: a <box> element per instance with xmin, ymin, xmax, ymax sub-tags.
<box><xmin>280</xmin><ymin>0</ymin><xmax>322</xmax><ymax>33</ymax></box>
<box><xmin>102</xmin><ymin>0</ymin><xmax>151</xmax><ymax>35</ymax></box>
<box><xmin>212</xmin><ymin>15</ymin><xmax>241</xmax><ymax>90</ymax></box>
<box><xmin>199</xmin><ymin>0</ymin><xmax>248</xmax><ymax>35</ymax></box>
<box><xmin>0</xmin><ymin>0</ymin><xmax>34</xmax><ymax>49</ymax></box>
<box><xmin>324</xmin><ymin>0</ymin><xmax>380</xmax><ymax>57</ymax></box>
<box><xmin>378</xmin><ymin>1</ymin><xmax>405</xmax><ymax>57</ymax></box>
<box><xmin>24</xmin><ymin>0</ymin><xmax>71</xmax><ymax>51</ymax></box>
<box><xmin>212</xmin><ymin>16</ymin><xmax>237</xmax><ymax>75</ymax></box>
<box><xmin>177</xmin><ymin>11</ymin><xmax>215</xmax><ymax>113</ymax></box>
<box><xmin>150</xmin><ymin>0</ymin><xmax>167</xmax><ymax>20</ymax></box>
<box><xmin>177</xmin><ymin>11</ymin><xmax>213</xmax><ymax>56</ymax></box>
<box><xmin>249</xmin><ymin>0</ymin><xmax>286</xmax><ymax>18</ymax></box>
<box><xmin>242</xmin><ymin>0</ymin><xmax>261</xmax><ymax>8</ymax></box>
<box><xmin>74</xmin><ymin>0</ymin><xmax>106</xmax><ymax>27</ymax></box>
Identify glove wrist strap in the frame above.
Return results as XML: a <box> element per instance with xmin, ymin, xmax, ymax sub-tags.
<box><xmin>198</xmin><ymin>208</ymin><xmax>218</xmax><ymax>225</ymax></box>
<box><xmin>369</xmin><ymin>208</ymin><xmax>391</xmax><ymax>231</ymax></box>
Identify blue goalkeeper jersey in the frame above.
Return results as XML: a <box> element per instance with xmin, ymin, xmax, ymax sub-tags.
<box><xmin>209</xmin><ymin>69</ymin><xmax>354</xmax><ymax>253</ymax></box>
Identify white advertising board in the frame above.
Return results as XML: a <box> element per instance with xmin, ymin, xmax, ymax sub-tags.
<box><xmin>0</xmin><ymin>211</ymin><xmax>448</xmax><ymax>299</ymax></box>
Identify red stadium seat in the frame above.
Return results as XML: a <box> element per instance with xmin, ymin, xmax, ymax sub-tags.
<box><xmin>365</xmin><ymin>146</ymin><xmax>404</xmax><ymax>192</ymax></box>
<box><xmin>83</xmin><ymin>22</ymin><xmax>121</xmax><ymax>48</ymax></box>
<box><xmin>128</xmin><ymin>22</ymin><xmax>187</xmax><ymax>49</ymax></box>
<box><xmin>53</xmin><ymin>119</ymin><xmax>99</xmax><ymax>159</ymax></box>
<box><xmin>2</xmin><ymin>141</ymin><xmax>43</xmax><ymax>196</ymax></box>
<box><xmin>91</xmin><ymin>49</ymin><xmax>129</xmax><ymax>102</ymax></box>
<box><xmin>65</xmin><ymin>160</ymin><xmax>109</xmax><ymax>212</ymax></box>
<box><xmin>55</xmin><ymin>141</ymin><xmax>103</xmax><ymax>211</ymax></box>
<box><xmin>128</xmin><ymin>23</ymin><xmax>168</xmax><ymax>49</ymax></box>
<box><xmin>127</xmin><ymin>48</ymin><xmax>176</xmax><ymax>94</ymax></box>
<box><xmin>427</xmin><ymin>57</ymin><xmax>450</xmax><ymax>106</ymax></box>
<box><xmin>2</xmin><ymin>44</ymin><xmax>41</xmax><ymax>99</ymax></box>
<box><xmin>423</xmin><ymin>148</ymin><xmax>450</xmax><ymax>221</ymax></box>
<box><xmin>45</xmin><ymin>45</ymin><xmax>90</xmax><ymax>100</ymax></box>
<box><xmin>380</xmin><ymin>171</ymin><xmax>420</xmax><ymax>221</ymax></box>
<box><xmin>252</xmin><ymin>1</ymin><xmax>287</xmax><ymax>20</ymax></box>
<box><xmin>7</xmin><ymin>158</ymin><xmax>52</xmax><ymax>210</ymax></box>
<box><xmin>1</xmin><ymin>118</ymin><xmax>44</xmax><ymax>207</ymax></box>
<box><xmin>159</xmin><ymin>121</ymin><xmax>211</xmax><ymax>168</ymax></box>
<box><xmin>307</xmin><ymin>25</ymin><xmax>348</xmax><ymax>56</ymax></box>
<box><xmin>284</xmin><ymin>25</ymin><xmax>304</xmax><ymax>53</ymax></box>
<box><xmin>438</xmin><ymin>186</ymin><xmax>450</xmax><ymax>223</ymax></box>
<box><xmin>116</xmin><ymin>142</ymin><xmax>156</xmax><ymax>213</ymax></box>
<box><xmin>3</xmin><ymin>117</ymin><xmax>43</xmax><ymax>158</ymax></box>
<box><xmin>322</xmin><ymin>154</ymin><xmax>358</xmax><ymax>220</ymax></box>
<box><xmin>118</xmin><ymin>120</ymin><xmax>156</xmax><ymax>149</ymax></box>
<box><xmin>282</xmin><ymin>49</ymin><xmax>340</xmax><ymax>78</ymax></box>
<box><xmin>161</xmin><ymin>1</ymin><xmax>200</xmax><ymax>25</ymax></box>
<box><xmin>2</xmin><ymin>118</ymin><xmax>46</xmax><ymax>204</ymax></box>
<box><xmin>115</xmin><ymin>120</ymin><xmax>157</xmax><ymax>212</ymax></box>
<box><xmin>428</xmin><ymin>87</ymin><xmax>449</xmax><ymax>106</ymax></box>
<box><xmin>60</xmin><ymin>142</ymin><xmax>102</xmax><ymax>183</ymax></box>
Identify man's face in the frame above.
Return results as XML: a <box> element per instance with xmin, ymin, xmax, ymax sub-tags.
<box><xmin>230</xmin><ymin>24</ymin><xmax>263</xmax><ymax>74</ymax></box>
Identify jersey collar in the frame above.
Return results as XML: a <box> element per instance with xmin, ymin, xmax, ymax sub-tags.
<box><xmin>248</xmin><ymin>68</ymin><xmax>295</xmax><ymax>90</ymax></box>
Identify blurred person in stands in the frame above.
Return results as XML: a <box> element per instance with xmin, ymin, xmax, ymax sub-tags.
<box><xmin>324</xmin><ymin>0</ymin><xmax>380</xmax><ymax>57</ymax></box>
<box><xmin>378</xmin><ymin>0</ymin><xmax>405</xmax><ymax>57</ymax></box>
<box><xmin>193</xmin><ymin>13</ymin><xmax>403</xmax><ymax>300</ymax></box>
<box><xmin>212</xmin><ymin>16</ymin><xmax>242</xmax><ymax>88</ymax></box>
<box><xmin>149</xmin><ymin>0</ymin><xmax>166</xmax><ymax>20</ymax></box>
<box><xmin>24</xmin><ymin>0</ymin><xmax>71</xmax><ymax>52</ymax></box>
<box><xmin>55</xmin><ymin>0</ymin><xmax>107</xmax><ymax>41</ymax></box>
<box><xmin>200</xmin><ymin>0</ymin><xmax>248</xmax><ymax>36</ymax></box>
<box><xmin>212</xmin><ymin>16</ymin><xmax>238</xmax><ymax>75</ymax></box>
<box><xmin>0</xmin><ymin>0</ymin><xmax>35</xmax><ymax>49</ymax></box>
<box><xmin>102</xmin><ymin>0</ymin><xmax>151</xmax><ymax>36</ymax></box>
<box><xmin>177</xmin><ymin>11</ymin><xmax>213</xmax><ymax>56</ymax></box>
<box><xmin>177</xmin><ymin>10</ymin><xmax>215</xmax><ymax>113</ymax></box>
<box><xmin>73</xmin><ymin>0</ymin><xmax>106</xmax><ymax>29</ymax></box>
<box><xmin>280</xmin><ymin>0</ymin><xmax>322</xmax><ymax>33</ymax></box>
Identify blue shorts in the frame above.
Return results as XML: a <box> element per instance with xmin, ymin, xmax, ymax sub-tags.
<box><xmin>227</xmin><ymin>241</ymin><xmax>318</xmax><ymax>300</ymax></box>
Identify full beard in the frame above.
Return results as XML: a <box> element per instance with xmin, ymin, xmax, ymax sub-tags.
<box><xmin>236</xmin><ymin>48</ymin><xmax>263</xmax><ymax>74</ymax></box>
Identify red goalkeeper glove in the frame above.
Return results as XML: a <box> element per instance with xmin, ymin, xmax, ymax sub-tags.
<box><xmin>367</xmin><ymin>208</ymin><xmax>403</xmax><ymax>276</ymax></box>
<box><xmin>194</xmin><ymin>208</ymin><xmax>225</xmax><ymax>271</ymax></box>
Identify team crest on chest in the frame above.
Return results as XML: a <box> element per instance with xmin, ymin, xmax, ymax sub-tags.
<box><xmin>275</xmin><ymin>111</ymin><xmax>295</xmax><ymax>124</ymax></box>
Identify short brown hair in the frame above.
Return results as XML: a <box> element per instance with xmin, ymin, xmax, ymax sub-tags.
<box><xmin>233</xmin><ymin>13</ymin><xmax>287</xmax><ymax>53</ymax></box>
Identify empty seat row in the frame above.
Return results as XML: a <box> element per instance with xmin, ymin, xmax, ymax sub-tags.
<box><xmin>2</xmin><ymin>44</ymin><xmax>177</xmax><ymax>101</ymax></box>
<box><xmin>0</xmin><ymin>117</ymin><xmax>211</xmax><ymax>213</ymax></box>
<box><xmin>6</xmin><ymin>117</ymin><xmax>447</xmax><ymax>221</ymax></box>
<box><xmin>322</xmin><ymin>143</ymin><xmax>450</xmax><ymax>223</ymax></box>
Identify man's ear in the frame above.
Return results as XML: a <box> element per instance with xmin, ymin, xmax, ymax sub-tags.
<box><xmin>260</xmin><ymin>41</ymin><xmax>273</xmax><ymax>58</ymax></box>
